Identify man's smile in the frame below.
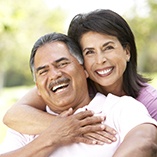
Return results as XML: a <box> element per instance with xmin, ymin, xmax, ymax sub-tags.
<box><xmin>49</xmin><ymin>77</ymin><xmax>70</xmax><ymax>93</ymax></box>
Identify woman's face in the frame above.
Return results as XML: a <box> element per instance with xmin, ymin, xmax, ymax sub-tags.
<box><xmin>80</xmin><ymin>31</ymin><xmax>130</xmax><ymax>91</ymax></box>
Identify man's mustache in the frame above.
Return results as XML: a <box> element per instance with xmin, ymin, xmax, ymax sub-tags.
<box><xmin>48</xmin><ymin>77</ymin><xmax>70</xmax><ymax>90</ymax></box>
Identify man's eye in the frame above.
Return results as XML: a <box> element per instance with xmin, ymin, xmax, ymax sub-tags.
<box><xmin>39</xmin><ymin>70</ymin><xmax>48</xmax><ymax>75</ymax></box>
<box><xmin>58</xmin><ymin>62</ymin><xmax>69</xmax><ymax>68</ymax></box>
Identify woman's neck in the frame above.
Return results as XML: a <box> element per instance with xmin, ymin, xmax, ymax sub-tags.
<box><xmin>95</xmin><ymin>83</ymin><xmax>126</xmax><ymax>97</ymax></box>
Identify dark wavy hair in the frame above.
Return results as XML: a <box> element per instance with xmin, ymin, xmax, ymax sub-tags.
<box><xmin>68</xmin><ymin>9</ymin><xmax>149</xmax><ymax>98</ymax></box>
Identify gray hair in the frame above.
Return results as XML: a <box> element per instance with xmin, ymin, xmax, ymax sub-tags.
<box><xmin>30</xmin><ymin>32</ymin><xmax>84</xmax><ymax>81</ymax></box>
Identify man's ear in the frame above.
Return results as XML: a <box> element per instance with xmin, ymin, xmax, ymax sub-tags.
<box><xmin>84</xmin><ymin>69</ymin><xmax>89</xmax><ymax>78</ymax></box>
<box><xmin>36</xmin><ymin>83</ymin><xmax>41</xmax><ymax>96</ymax></box>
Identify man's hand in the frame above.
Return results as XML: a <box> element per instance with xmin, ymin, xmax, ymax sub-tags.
<box><xmin>46</xmin><ymin>109</ymin><xmax>117</xmax><ymax>146</ymax></box>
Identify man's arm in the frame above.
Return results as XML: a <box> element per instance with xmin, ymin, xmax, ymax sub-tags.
<box><xmin>113</xmin><ymin>123</ymin><xmax>157</xmax><ymax>157</ymax></box>
<box><xmin>0</xmin><ymin>111</ymin><xmax>109</xmax><ymax>157</ymax></box>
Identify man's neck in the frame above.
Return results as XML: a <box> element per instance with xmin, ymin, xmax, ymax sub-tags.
<box><xmin>73</xmin><ymin>94</ymin><xmax>91</xmax><ymax>112</ymax></box>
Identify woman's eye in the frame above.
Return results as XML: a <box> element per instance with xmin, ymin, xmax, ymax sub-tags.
<box><xmin>105</xmin><ymin>45</ymin><xmax>114</xmax><ymax>50</ymax></box>
<box><xmin>85</xmin><ymin>50</ymin><xmax>94</xmax><ymax>55</ymax></box>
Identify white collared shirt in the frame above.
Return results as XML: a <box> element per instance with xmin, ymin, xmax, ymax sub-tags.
<box><xmin>0</xmin><ymin>93</ymin><xmax>156</xmax><ymax>157</ymax></box>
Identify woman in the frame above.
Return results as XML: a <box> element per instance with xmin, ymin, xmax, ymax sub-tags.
<box><xmin>3</xmin><ymin>9</ymin><xmax>157</xmax><ymax>142</ymax></box>
<box><xmin>67</xmin><ymin>9</ymin><xmax>157</xmax><ymax>120</ymax></box>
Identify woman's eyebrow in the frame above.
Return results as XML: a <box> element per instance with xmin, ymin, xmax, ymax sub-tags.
<box><xmin>82</xmin><ymin>41</ymin><xmax>114</xmax><ymax>52</ymax></box>
<box><xmin>102</xmin><ymin>41</ymin><xmax>114</xmax><ymax>47</ymax></box>
<box><xmin>82</xmin><ymin>47</ymin><xmax>93</xmax><ymax>53</ymax></box>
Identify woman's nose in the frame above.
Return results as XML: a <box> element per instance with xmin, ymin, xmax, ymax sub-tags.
<box><xmin>96</xmin><ymin>52</ymin><xmax>107</xmax><ymax>64</ymax></box>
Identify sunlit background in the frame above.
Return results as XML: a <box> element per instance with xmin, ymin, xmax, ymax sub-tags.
<box><xmin>0</xmin><ymin>0</ymin><xmax>157</xmax><ymax>144</ymax></box>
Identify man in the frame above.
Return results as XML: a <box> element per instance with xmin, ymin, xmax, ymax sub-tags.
<box><xmin>0</xmin><ymin>33</ymin><xmax>157</xmax><ymax>157</ymax></box>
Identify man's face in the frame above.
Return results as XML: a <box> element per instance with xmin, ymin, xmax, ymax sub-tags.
<box><xmin>34</xmin><ymin>41</ymin><xmax>90</xmax><ymax>113</ymax></box>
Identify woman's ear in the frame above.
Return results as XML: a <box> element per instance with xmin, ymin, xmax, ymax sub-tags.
<box><xmin>125</xmin><ymin>44</ymin><xmax>131</xmax><ymax>62</ymax></box>
<box><xmin>84</xmin><ymin>69</ymin><xmax>89</xmax><ymax>78</ymax></box>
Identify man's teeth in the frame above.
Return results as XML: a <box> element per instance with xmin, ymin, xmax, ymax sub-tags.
<box><xmin>97</xmin><ymin>68</ymin><xmax>112</xmax><ymax>75</ymax></box>
<box><xmin>52</xmin><ymin>83</ymin><xmax>68</xmax><ymax>92</ymax></box>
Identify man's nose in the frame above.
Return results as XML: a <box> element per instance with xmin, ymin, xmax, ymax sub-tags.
<box><xmin>48</xmin><ymin>67</ymin><xmax>62</xmax><ymax>80</ymax></box>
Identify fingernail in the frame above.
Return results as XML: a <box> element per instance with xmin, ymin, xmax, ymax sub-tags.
<box><xmin>112</xmin><ymin>137</ymin><xmax>117</xmax><ymax>141</ymax></box>
<box><xmin>97</xmin><ymin>141</ymin><xmax>104</xmax><ymax>145</ymax></box>
<box><xmin>101</xmin><ymin>124</ymin><xmax>105</xmax><ymax>129</ymax></box>
<box><xmin>108</xmin><ymin>139</ymin><xmax>112</xmax><ymax>143</ymax></box>
<box><xmin>101</xmin><ymin>116</ymin><xmax>105</xmax><ymax>121</ymax></box>
<box><xmin>92</xmin><ymin>140</ymin><xmax>97</xmax><ymax>144</ymax></box>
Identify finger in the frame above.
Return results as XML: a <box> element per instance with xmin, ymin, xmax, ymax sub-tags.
<box><xmin>60</xmin><ymin>108</ymin><xmax>74</xmax><ymax>117</ymax></box>
<box><xmin>80</xmin><ymin>124</ymin><xmax>116</xmax><ymax>144</ymax></box>
<box><xmin>104</xmin><ymin>125</ymin><xmax>117</xmax><ymax>135</ymax></box>
<box><xmin>84</xmin><ymin>131</ymin><xmax>117</xmax><ymax>144</ymax></box>
<box><xmin>96</xmin><ymin>131</ymin><xmax>117</xmax><ymax>141</ymax></box>
<box><xmin>74</xmin><ymin>110</ymin><xmax>94</xmax><ymax>120</ymax></box>
<box><xmin>74</xmin><ymin>136</ymin><xmax>98</xmax><ymax>145</ymax></box>
<box><xmin>83</xmin><ymin>133</ymin><xmax>110</xmax><ymax>144</ymax></box>
<box><xmin>79</xmin><ymin>116</ymin><xmax>105</xmax><ymax>127</ymax></box>
<box><xmin>79</xmin><ymin>123</ymin><xmax>105</xmax><ymax>134</ymax></box>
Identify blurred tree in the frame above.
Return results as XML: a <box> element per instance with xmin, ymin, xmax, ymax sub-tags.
<box><xmin>0</xmin><ymin>0</ymin><xmax>67</xmax><ymax>89</ymax></box>
<box><xmin>1</xmin><ymin>0</ymin><xmax>156</xmax><ymax>89</ymax></box>
<box><xmin>126</xmin><ymin>0</ymin><xmax>157</xmax><ymax>73</ymax></box>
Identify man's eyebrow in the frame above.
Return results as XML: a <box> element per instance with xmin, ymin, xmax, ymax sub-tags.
<box><xmin>36</xmin><ymin>65</ymin><xmax>48</xmax><ymax>73</ymax></box>
<box><xmin>55</xmin><ymin>57</ymin><xmax>69</xmax><ymax>63</ymax></box>
<box><xmin>35</xmin><ymin>57</ymin><xmax>69</xmax><ymax>73</ymax></box>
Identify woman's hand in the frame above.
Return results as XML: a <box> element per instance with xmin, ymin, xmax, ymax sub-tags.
<box><xmin>83</xmin><ymin>124</ymin><xmax>117</xmax><ymax>144</ymax></box>
<box><xmin>58</xmin><ymin>108</ymin><xmax>117</xmax><ymax>145</ymax></box>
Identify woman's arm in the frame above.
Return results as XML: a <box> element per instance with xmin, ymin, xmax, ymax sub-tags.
<box><xmin>3</xmin><ymin>87</ymin><xmax>117</xmax><ymax>143</ymax></box>
<box><xmin>1</xmin><ymin>111</ymin><xmax>106</xmax><ymax>157</ymax></box>
<box><xmin>113</xmin><ymin>123</ymin><xmax>157</xmax><ymax>157</ymax></box>
<box><xmin>3</xmin><ymin>87</ymin><xmax>53</xmax><ymax>134</ymax></box>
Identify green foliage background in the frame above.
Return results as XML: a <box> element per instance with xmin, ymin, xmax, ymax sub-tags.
<box><xmin>0</xmin><ymin>0</ymin><xmax>157</xmax><ymax>89</ymax></box>
<box><xmin>0</xmin><ymin>0</ymin><xmax>67</xmax><ymax>88</ymax></box>
<box><xmin>126</xmin><ymin>0</ymin><xmax>157</xmax><ymax>72</ymax></box>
